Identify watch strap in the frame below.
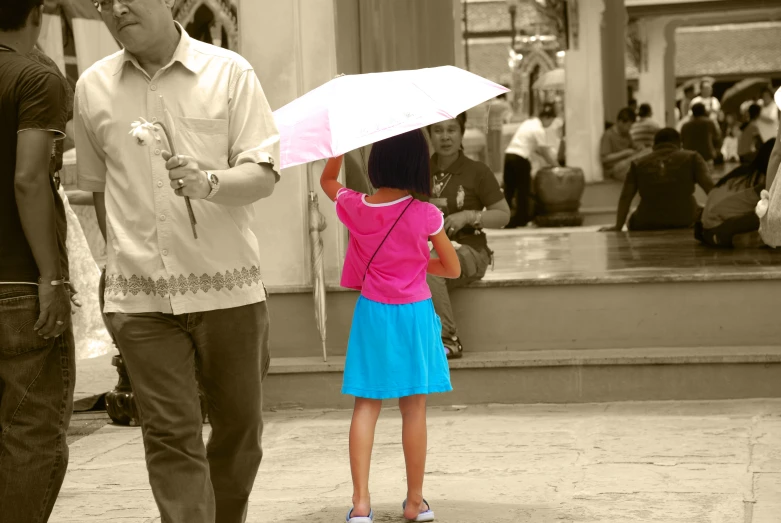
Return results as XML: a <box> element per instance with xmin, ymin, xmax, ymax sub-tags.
<box><xmin>205</xmin><ymin>171</ymin><xmax>219</xmax><ymax>200</ymax></box>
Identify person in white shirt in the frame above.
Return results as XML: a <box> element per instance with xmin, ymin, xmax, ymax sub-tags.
<box><xmin>690</xmin><ymin>80</ymin><xmax>721</xmax><ymax>123</ymax></box>
<box><xmin>503</xmin><ymin>103</ymin><xmax>559</xmax><ymax>227</ymax></box>
<box><xmin>758</xmin><ymin>87</ymin><xmax>779</xmax><ymax>144</ymax></box>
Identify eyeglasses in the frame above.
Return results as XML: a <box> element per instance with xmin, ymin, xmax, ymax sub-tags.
<box><xmin>92</xmin><ymin>0</ymin><xmax>135</xmax><ymax>12</ymax></box>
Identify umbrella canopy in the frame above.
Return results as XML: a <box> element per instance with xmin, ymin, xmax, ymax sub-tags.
<box><xmin>273</xmin><ymin>65</ymin><xmax>509</xmax><ymax>170</ymax></box>
<box><xmin>720</xmin><ymin>77</ymin><xmax>772</xmax><ymax>115</ymax></box>
<box><xmin>532</xmin><ymin>68</ymin><xmax>564</xmax><ymax>91</ymax></box>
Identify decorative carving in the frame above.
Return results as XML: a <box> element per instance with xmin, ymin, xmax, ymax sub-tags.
<box><xmin>173</xmin><ymin>0</ymin><xmax>239</xmax><ymax>51</ymax></box>
<box><xmin>530</xmin><ymin>0</ymin><xmax>568</xmax><ymax>45</ymax></box>
<box><xmin>627</xmin><ymin>19</ymin><xmax>643</xmax><ymax>73</ymax></box>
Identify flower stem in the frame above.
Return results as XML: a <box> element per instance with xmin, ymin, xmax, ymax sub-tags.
<box><xmin>154</xmin><ymin>122</ymin><xmax>198</xmax><ymax>239</ymax></box>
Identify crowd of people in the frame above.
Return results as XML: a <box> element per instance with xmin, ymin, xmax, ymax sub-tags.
<box><xmin>598</xmin><ymin>78</ymin><xmax>780</xmax><ymax>247</ymax></box>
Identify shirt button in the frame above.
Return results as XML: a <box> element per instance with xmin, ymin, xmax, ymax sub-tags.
<box><xmin>157</xmin><ymin>181</ymin><xmax>163</xmax><ymax>188</ymax></box>
<box><xmin>150</xmin><ymin>85</ymin><xmax>157</xmax><ymax>91</ymax></box>
<box><xmin>154</xmin><ymin>149</ymin><xmax>161</xmax><ymax>155</ymax></box>
<box><xmin>162</xmin><ymin>249</ymin><xmax>169</xmax><ymax>256</ymax></box>
<box><xmin>160</xmin><ymin>214</ymin><xmax>166</xmax><ymax>221</ymax></box>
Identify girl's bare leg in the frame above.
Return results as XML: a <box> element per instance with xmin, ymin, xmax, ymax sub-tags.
<box><xmin>349</xmin><ymin>397</ymin><xmax>383</xmax><ymax>517</ymax></box>
<box><xmin>399</xmin><ymin>394</ymin><xmax>429</xmax><ymax>520</ymax></box>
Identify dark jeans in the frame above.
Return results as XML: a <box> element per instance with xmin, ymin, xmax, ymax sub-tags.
<box><xmin>107</xmin><ymin>301</ymin><xmax>271</xmax><ymax>523</ymax></box>
<box><xmin>503</xmin><ymin>153</ymin><xmax>533</xmax><ymax>227</ymax></box>
<box><xmin>0</xmin><ymin>284</ymin><xmax>75</xmax><ymax>523</ymax></box>
<box><xmin>695</xmin><ymin>213</ymin><xmax>761</xmax><ymax>248</ymax></box>
<box><xmin>427</xmin><ymin>244</ymin><xmax>491</xmax><ymax>340</ymax></box>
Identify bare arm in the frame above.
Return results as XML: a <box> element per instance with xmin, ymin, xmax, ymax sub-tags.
<box><xmin>428</xmin><ymin>229</ymin><xmax>461</xmax><ymax>278</ymax></box>
<box><xmin>482</xmin><ymin>198</ymin><xmax>511</xmax><ymax>229</ymax></box>
<box><xmin>14</xmin><ymin>130</ymin><xmax>71</xmax><ymax>338</ymax></box>
<box><xmin>206</xmin><ymin>163</ymin><xmax>277</xmax><ymax>206</ymax></box>
<box><xmin>613</xmin><ymin>176</ymin><xmax>638</xmax><ymax>230</ymax></box>
<box><xmin>162</xmin><ymin>151</ymin><xmax>277</xmax><ymax>207</ymax></box>
<box><xmin>320</xmin><ymin>156</ymin><xmax>344</xmax><ymax>202</ymax></box>
<box><xmin>602</xmin><ymin>148</ymin><xmax>636</xmax><ymax>167</ymax></box>
<box><xmin>693</xmin><ymin>154</ymin><xmax>714</xmax><ymax>194</ymax></box>
<box><xmin>444</xmin><ymin>198</ymin><xmax>510</xmax><ymax>236</ymax></box>
<box><xmin>601</xmin><ymin>164</ymin><xmax>638</xmax><ymax>231</ymax></box>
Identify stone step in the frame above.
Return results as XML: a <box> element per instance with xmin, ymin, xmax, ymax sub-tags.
<box><xmin>270</xmin><ymin>278</ymin><xmax>781</xmax><ymax>358</ymax></box>
<box><xmin>263</xmin><ymin>346</ymin><xmax>781</xmax><ymax>410</ymax></box>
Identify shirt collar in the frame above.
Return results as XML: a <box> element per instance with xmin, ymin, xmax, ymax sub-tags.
<box><xmin>652</xmin><ymin>142</ymin><xmax>680</xmax><ymax>152</ymax></box>
<box><xmin>431</xmin><ymin>151</ymin><xmax>467</xmax><ymax>175</ymax></box>
<box><xmin>115</xmin><ymin>22</ymin><xmax>199</xmax><ymax>76</ymax></box>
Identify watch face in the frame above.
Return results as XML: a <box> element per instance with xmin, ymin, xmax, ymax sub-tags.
<box><xmin>209</xmin><ymin>172</ymin><xmax>219</xmax><ymax>185</ymax></box>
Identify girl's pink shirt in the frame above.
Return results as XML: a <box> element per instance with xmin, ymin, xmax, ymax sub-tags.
<box><xmin>335</xmin><ymin>188</ymin><xmax>444</xmax><ymax>304</ymax></box>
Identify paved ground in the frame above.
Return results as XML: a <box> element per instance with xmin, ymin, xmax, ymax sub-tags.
<box><xmin>52</xmin><ymin>399</ymin><xmax>781</xmax><ymax>523</ymax></box>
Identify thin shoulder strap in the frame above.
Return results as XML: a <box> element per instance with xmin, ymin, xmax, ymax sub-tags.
<box><xmin>363</xmin><ymin>198</ymin><xmax>414</xmax><ymax>282</ymax></box>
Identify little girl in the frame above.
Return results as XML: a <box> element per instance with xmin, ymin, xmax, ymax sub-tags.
<box><xmin>320</xmin><ymin>129</ymin><xmax>461</xmax><ymax>523</ymax></box>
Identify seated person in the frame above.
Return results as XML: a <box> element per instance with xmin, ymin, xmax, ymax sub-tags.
<box><xmin>695</xmin><ymin>139</ymin><xmax>775</xmax><ymax>248</ymax></box>
<box><xmin>630</xmin><ymin>103</ymin><xmax>661</xmax><ymax>150</ymax></box>
<box><xmin>600</xmin><ymin>128</ymin><xmax>714</xmax><ymax>232</ymax></box>
<box><xmin>601</xmin><ymin>107</ymin><xmax>649</xmax><ymax>181</ymax></box>
<box><xmin>681</xmin><ymin>102</ymin><xmax>722</xmax><ymax>167</ymax></box>
<box><xmin>737</xmin><ymin>104</ymin><xmax>764</xmax><ymax>165</ymax></box>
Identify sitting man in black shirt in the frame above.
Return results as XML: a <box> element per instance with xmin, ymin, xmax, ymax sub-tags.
<box><xmin>0</xmin><ymin>1</ymin><xmax>74</xmax><ymax>521</ymax></box>
<box><xmin>601</xmin><ymin>128</ymin><xmax>714</xmax><ymax>232</ymax></box>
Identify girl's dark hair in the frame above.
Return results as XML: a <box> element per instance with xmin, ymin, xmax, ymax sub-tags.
<box><xmin>715</xmin><ymin>138</ymin><xmax>776</xmax><ymax>190</ymax></box>
<box><xmin>368</xmin><ymin>129</ymin><xmax>432</xmax><ymax>196</ymax></box>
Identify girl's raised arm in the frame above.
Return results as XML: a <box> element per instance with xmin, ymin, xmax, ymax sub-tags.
<box><xmin>320</xmin><ymin>155</ymin><xmax>344</xmax><ymax>202</ymax></box>
<box><xmin>428</xmin><ymin>230</ymin><xmax>461</xmax><ymax>279</ymax></box>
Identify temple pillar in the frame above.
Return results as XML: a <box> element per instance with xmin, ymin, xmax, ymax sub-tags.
<box><xmin>636</xmin><ymin>17</ymin><xmax>679</xmax><ymax>128</ymax></box>
<box><xmin>565</xmin><ymin>0</ymin><xmax>606</xmax><ymax>182</ymax></box>
<box><xmin>237</xmin><ymin>0</ymin><xmax>344</xmax><ymax>288</ymax></box>
<box><xmin>601</xmin><ymin>0</ymin><xmax>628</xmax><ymax>123</ymax></box>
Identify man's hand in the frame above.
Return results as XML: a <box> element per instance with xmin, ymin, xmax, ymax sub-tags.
<box><xmin>444</xmin><ymin>212</ymin><xmax>471</xmax><ymax>237</ymax></box>
<box><xmin>35</xmin><ymin>282</ymin><xmax>72</xmax><ymax>339</ymax></box>
<box><xmin>162</xmin><ymin>151</ymin><xmax>210</xmax><ymax>199</ymax></box>
<box><xmin>599</xmin><ymin>225</ymin><xmax>621</xmax><ymax>232</ymax></box>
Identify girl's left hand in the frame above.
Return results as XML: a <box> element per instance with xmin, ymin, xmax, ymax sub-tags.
<box><xmin>444</xmin><ymin>211</ymin><xmax>470</xmax><ymax>237</ymax></box>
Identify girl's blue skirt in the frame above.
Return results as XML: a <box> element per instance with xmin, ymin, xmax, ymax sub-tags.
<box><xmin>342</xmin><ymin>296</ymin><xmax>453</xmax><ymax>399</ymax></box>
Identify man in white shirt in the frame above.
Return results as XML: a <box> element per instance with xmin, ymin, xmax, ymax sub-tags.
<box><xmin>503</xmin><ymin>103</ymin><xmax>559</xmax><ymax>227</ymax></box>
<box><xmin>690</xmin><ymin>80</ymin><xmax>721</xmax><ymax>123</ymax></box>
<box><xmin>758</xmin><ymin>87</ymin><xmax>779</xmax><ymax>144</ymax></box>
<box><xmin>75</xmin><ymin>1</ymin><xmax>279</xmax><ymax>521</ymax></box>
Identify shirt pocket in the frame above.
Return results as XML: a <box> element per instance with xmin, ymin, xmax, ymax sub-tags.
<box><xmin>176</xmin><ymin>117</ymin><xmax>230</xmax><ymax>171</ymax></box>
<box><xmin>0</xmin><ymin>295</ymin><xmax>51</xmax><ymax>357</ymax></box>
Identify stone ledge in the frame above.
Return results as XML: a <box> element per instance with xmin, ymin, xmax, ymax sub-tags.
<box><xmin>268</xmin><ymin>346</ymin><xmax>781</xmax><ymax>375</ymax></box>
<box><xmin>266</xmin><ymin>268</ymin><xmax>781</xmax><ymax>295</ymax></box>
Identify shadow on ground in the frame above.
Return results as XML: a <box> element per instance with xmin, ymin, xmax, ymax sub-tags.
<box><xmin>270</xmin><ymin>501</ymin><xmax>567</xmax><ymax>523</ymax></box>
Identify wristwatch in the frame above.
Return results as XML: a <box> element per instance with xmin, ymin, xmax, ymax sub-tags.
<box><xmin>204</xmin><ymin>171</ymin><xmax>220</xmax><ymax>200</ymax></box>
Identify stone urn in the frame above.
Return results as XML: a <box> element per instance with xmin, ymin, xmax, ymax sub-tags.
<box><xmin>533</xmin><ymin>166</ymin><xmax>586</xmax><ymax>227</ymax></box>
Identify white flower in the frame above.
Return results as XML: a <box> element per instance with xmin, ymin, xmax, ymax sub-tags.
<box><xmin>129</xmin><ymin>118</ymin><xmax>159</xmax><ymax>146</ymax></box>
<box><xmin>756</xmin><ymin>189</ymin><xmax>770</xmax><ymax>218</ymax></box>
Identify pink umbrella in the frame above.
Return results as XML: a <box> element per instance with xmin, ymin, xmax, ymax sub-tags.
<box><xmin>274</xmin><ymin>65</ymin><xmax>510</xmax><ymax>169</ymax></box>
